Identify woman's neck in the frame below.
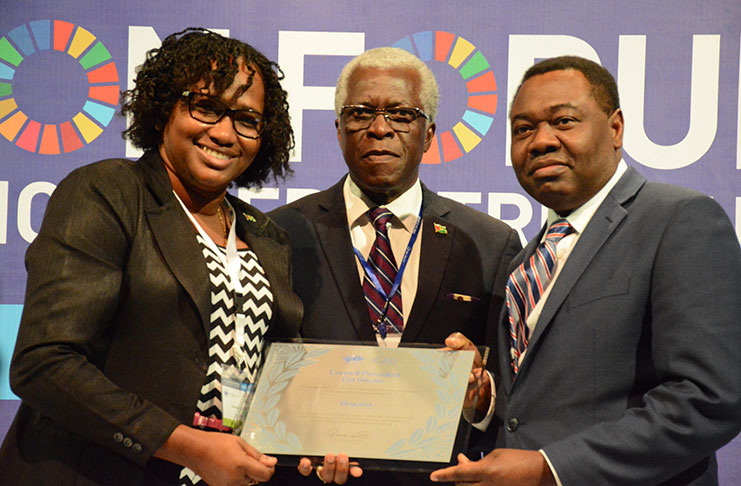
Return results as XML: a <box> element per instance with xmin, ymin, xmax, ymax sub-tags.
<box><xmin>167</xmin><ymin>173</ymin><xmax>227</xmax><ymax>216</ymax></box>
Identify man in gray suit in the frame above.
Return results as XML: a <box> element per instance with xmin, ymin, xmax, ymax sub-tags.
<box><xmin>269</xmin><ymin>47</ymin><xmax>521</xmax><ymax>484</ymax></box>
<box><xmin>431</xmin><ymin>56</ymin><xmax>741</xmax><ymax>485</ymax></box>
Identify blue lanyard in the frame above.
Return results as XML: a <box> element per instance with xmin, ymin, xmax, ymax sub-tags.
<box><xmin>353</xmin><ymin>204</ymin><xmax>423</xmax><ymax>337</ymax></box>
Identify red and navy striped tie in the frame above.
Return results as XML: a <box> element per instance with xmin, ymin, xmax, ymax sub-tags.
<box><xmin>506</xmin><ymin>219</ymin><xmax>574</xmax><ymax>376</ymax></box>
<box><xmin>363</xmin><ymin>207</ymin><xmax>403</xmax><ymax>337</ymax></box>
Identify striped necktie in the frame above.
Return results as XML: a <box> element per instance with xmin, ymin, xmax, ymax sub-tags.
<box><xmin>506</xmin><ymin>219</ymin><xmax>574</xmax><ymax>376</ymax></box>
<box><xmin>362</xmin><ymin>207</ymin><xmax>403</xmax><ymax>338</ymax></box>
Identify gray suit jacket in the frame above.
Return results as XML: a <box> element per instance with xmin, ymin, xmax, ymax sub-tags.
<box><xmin>268</xmin><ymin>177</ymin><xmax>521</xmax><ymax>486</ymax></box>
<box><xmin>494</xmin><ymin>167</ymin><xmax>741</xmax><ymax>485</ymax></box>
<box><xmin>0</xmin><ymin>151</ymin><xmax>302</xmax><ymax>485</ymax></box>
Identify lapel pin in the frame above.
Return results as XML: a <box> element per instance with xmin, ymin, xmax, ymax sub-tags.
<box><xmin>243</xmin><ymin>212</ymin><xmax>257</xmax><ymax>223</ymax></box>
<box><xmin>433</xmin><ymin>223</ymin><xmax>448</xmax><ymax>235</ymax></box>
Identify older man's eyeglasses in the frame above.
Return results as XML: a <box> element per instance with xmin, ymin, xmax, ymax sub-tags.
<box><xmin>181</xmin><ymin>91</ymin><xmax>265</xmax><ymax>139</ymax></box>
<box><xmin>340</xmin><ymin>105</ymin><xmax>428</xmax><ymax>133</ymax></box>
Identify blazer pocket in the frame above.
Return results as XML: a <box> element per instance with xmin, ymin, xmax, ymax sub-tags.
<box><xmin>445</xmin><ymin>292</ymin><xmax>482</xmax><ymax>304</ymax></box>
<box><xmin>568</xmin><ymin>277</ymin><xmax>630</xmax><ymax>309</ymax></box>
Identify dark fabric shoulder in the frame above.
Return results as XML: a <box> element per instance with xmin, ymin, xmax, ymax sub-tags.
<box><xmin>267</xmin><ymin>186</ymin><xmax>338</xmax><ymax>238</ymax></box>
<box><xmin>280</xmin><ymin>188</ymin><xmax>329</xmax><ymax>211</ymax></box>
<box><xmin>37</xmin><ymin>158</ymin><xmax>153</xmax><ymax>250</ymax></box>
<box><xmin>617</xmin><ymin>178</ymin><xmax>730</xmax><ymax>229</ymax></box>
<box><xmin>270</xmin><ymin>179</ymin><xmax>343</xmax><ymax>216</ymax></box>
<box><xmin>52</xmin><ymin>155</ymin><xmax>167</xmax><ymax>215</ymax></box>
<box><xmin>60</xmin><ymin>158</ymin><xmax>144</xmax><ymax>193</ymax></box>
<box><xmin>58</xmin><ymin>151</ymin><xmax>175</xmax><ymax>209</ymax></box>
<box><xmin>426</xmin><ymin>189</ymin><xmax>519</xmax><ymax>239</ymax></box>
<box><xmin>638</xmin><ymin>180</ymin><xmax>708</xmax><ymax>205</ymax></box>
<box><xmin>278</xmin><ymin>185</ymin><xmax>336</xmax><ymax>215</ymax></box>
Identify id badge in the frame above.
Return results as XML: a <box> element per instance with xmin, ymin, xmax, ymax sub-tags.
<box><xmin>221</xmin><ymin>365</ymin><xmax>255</xmax><ymax>430</ymax></box>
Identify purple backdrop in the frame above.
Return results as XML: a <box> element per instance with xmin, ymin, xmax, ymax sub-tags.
<box><xmin>1</xmin><ymin>1</ymin><xmax>739</xmax><ymax>482</ymax></box>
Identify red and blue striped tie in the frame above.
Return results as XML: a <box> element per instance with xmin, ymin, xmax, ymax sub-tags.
<box><xmin>506</xmin><ymin>219</ymin><xmax>574</xmax><ymax>376</ymax></box>
<box><xmin>363</xmin><ymin>207</ymin><xmax>403</xmax><ymax>337</ymax></box>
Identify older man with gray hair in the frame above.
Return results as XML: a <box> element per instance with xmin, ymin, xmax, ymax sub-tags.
<box><xmin>269</xmin><ymin>47</ymin><xmax>521</xmax><ymax>485</ymax></box>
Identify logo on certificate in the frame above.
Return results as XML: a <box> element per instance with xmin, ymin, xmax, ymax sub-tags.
<box><xmin>343</xmin><ymin>354</ymin><xmax>364</xmax><ymax>364</ymax></box>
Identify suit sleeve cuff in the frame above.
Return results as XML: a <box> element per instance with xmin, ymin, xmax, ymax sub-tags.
<box><xmin>539</xmin><ymin>449</ymin><xmax>564</xmax><ymax>486</ymax></box>
<box><xmin>472</xmin><ymin>370</ymin><xmax>496</xmax><ymax>431</ymax></box>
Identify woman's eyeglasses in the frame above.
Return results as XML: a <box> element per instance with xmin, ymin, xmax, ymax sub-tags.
<box><xmin>182</xmin><ymin>91</ymin><xmax>265</xmax><ymax>139</ymax></box>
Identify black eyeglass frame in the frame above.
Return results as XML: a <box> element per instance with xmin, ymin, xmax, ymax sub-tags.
<box><xmin>339</xmin><ymin>104</ymin><xmax>429</xmax><ymax>133</ymax></box>
<box><xmin>181</xmin><ymin>91</ymin><xmax>265</xmax><ymax>139</ymax></box>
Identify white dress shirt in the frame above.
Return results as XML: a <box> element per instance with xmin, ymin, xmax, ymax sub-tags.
<box><xmin>343</xmin><ymin>176</ymin><xmax>495</xmax><ymax>430</ymax></box>
<box><xmin>343</xmin><ymin>176</ymin><xmax>424</xmax><ymax>347</ymax></box>
<box><xmin>518</xmin><ymin>160</ymin><xmax>627</xmax><ymax>366</ymax></box>
<box><xmin>532</xmin><ymin>160</ymin><xmax>628</xmax><ymax>486</ymax></box>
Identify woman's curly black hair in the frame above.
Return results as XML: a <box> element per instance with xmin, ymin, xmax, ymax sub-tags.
<box><xmin>121</xmin><ymin>27</ymin><xmax>293</xmax><ymax>188</ymax></box>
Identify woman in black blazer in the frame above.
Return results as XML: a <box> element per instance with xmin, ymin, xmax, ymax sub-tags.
<box><xmin>0</xmin><ymin>28</ymin><xmax>303</xmax><ymax>486</ymax></box>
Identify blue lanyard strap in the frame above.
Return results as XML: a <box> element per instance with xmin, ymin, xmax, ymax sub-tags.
<box><xmin>353</xmin><ymin>204</ymin><xmax>424</xmax><ymax>335</ymax></box>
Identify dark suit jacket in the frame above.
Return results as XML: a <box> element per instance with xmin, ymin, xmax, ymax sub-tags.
<box><xmin>0</xmin><ymin>151</ymin><xmax>303</xmax><ymax>485</ymax></box>
<box><xmin>268</xmin><ymin>177</ymin><xmax>521</xmax><ymax>485</ymax></box>
<box><xmin>494</xmin><ymin>167</ymin><xmax>741</xmax><ymax>485</ymax></box>
<box><xmin>269</xmin><ymin>177</ymin><xmax>521</xmax><ymax>350</ymax></box>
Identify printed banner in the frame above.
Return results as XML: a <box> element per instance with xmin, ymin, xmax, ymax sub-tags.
<box><xmin>1</xmin><ymin>2</ymin><xmax>739</xmax><ymax>481</ymax></box>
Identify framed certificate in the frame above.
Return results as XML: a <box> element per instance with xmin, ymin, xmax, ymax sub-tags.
<box><xmin>238</xmin><ymin>340</ymin><xmax>486</xmax><ymax>472</ymax></box>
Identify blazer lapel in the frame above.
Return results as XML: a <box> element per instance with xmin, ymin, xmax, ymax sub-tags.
<box><xmin>515</xmin><ymin>167</ymin><xmax>646</xmax><ymax>380</ymax></box>
<box><xmin>232</xmin><ymin>199</ymin><xmax>275</xmax><ymax>288</ymax></box>
<box><xmin>230</xmin><ymin>197</ymin><xmax>302</xmax><ymax>339</ymax></box>
<box><xmin>141</xmin><ymin>152</ymin><xmax>212</xmax><ymax>333</ymax></box>
<box><xmin>314</xmin><ymin>181</ymin><xmax>377</xmax><ymax>341</ymax></box>
<box><xmin>402</xmin><ymin>186</ymin><xmax>454</xmax><ymax>343</ymax></box>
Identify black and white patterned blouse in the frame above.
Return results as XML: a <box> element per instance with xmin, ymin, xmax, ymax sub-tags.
<box><xmin>179</xmin><ymin>234</ymin><xmax>274</xmax><ymax>486</ymax></box>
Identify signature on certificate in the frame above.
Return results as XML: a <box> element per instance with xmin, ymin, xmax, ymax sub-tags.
<box><xmin>328</xmin><ymin>429</ymin><xmax>370</xmax><ymax>440</ymax></box>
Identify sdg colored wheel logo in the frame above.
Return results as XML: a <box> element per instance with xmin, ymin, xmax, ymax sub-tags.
<box><xmin>0</xmin><ymin>20</ymin><xmax>120</xmax><ymax>154</ymax></box>
<box><xmin>393</xmin><ymin>31</ymin><xmax>497</xmax><ymax>164</ymax></box>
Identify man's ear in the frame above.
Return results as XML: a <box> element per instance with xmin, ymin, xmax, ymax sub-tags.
<box><xmin>609</xmin><ymin>109</ymin><xmax>624</xmax><ymax>150</ymax></box>
<box><xmin>423</xmin><ymin>122</ymin><xmax>436</xmax><ymax>152</ymax></box>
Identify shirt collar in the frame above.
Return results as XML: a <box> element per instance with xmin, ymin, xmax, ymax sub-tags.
<box><xmin>343</xmin><ymin>176</ymin><xmax>423</xmax><ymax>232</ymax></box>
<box><xmin>546</xmin><ymin>159</ymin><xmax>628</xmax><ymax>235</ymax></box>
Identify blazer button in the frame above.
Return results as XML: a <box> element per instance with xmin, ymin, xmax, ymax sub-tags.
<box><xmin>113</xmin><ymin>432</ymin><xmax>123</xmax><ymax>443</ymax></box>
<box><xmin>506</xmin><ymin>418</ymin><xmax>519</xmax><ymax>432</ymax></box>
<box><xmin>132</xmin><ymin>443</ymin><xmax>142</xmax><ymax>454</ymax></box>
<box><xmin>123</xmin><ymin>437</ymin><xmax>133</xmax><ymax>448</ymax></box>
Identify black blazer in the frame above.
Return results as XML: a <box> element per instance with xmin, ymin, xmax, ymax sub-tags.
<box><xmin>269</xmin><ymin>177</ymin><xmax>521</xmax><ymax>351</ymax></box>
<box><xmin>268</xmin><ymin>177</ymin><xmax>521</xmax><ymax>486</ymax></box>
<box><xmin>0</xmin><ymin>151</ymin><xmax>302</xmax><ymax>485</ymax></box>
<box><xmin>495</xmin><ymin>167</ymin><xmax>741</xmax><ymax>485</ymax></box>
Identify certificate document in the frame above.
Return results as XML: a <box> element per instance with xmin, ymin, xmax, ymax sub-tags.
<box><xmin>239</xmin><ymin>342</ymin><xmax>475</xmax><ymax>465</ymax></box>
